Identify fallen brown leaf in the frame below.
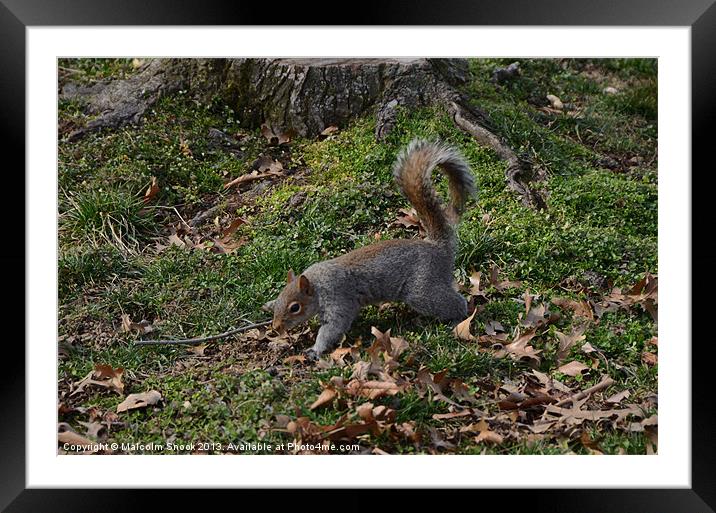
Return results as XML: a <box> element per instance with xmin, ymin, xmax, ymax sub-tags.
<box><xmin>116</xmin><ymin>390</ymin><xmax>162</xmax><ymax>413</ymax></box>
<box><xmin>485</xmin><ymin>320</ymin><xmax>505</xmax><ymax>336</ymax></box>
<box><xmin>72</xmin><ymin>364</ymin><xmax>125</xmax><ymax>396</ymax></box>
<box><xmin>489</xmin><ymin>265</ymin><xmax>522</xmax><ymax>291</ymax></box>
<box><xmin>475</xmin><ymin>430</ymin><xmax>504</xmax><ymax>444</ymax></box>
<box><xmin>310</xmin><ymin>387</ymin><xmax>337</xmax><ymax>410</ymax></box>
<box><xmin>544</xmin><ymin>403</ymin><xmax>644</xmax><ymax>424</ymax></box>
<box><xmin>521</xmin><ymin>302</ymin><xmax>556</xmax><ymax>329</ymax></box>
<box><xmin>120</xmin><ymin>314</ymin><xmax>153</xmax><ymax>335</ymax></box>
<box><xmin>396</xmin><ymin>421</ymin><xmax>420</xmax><ymax>444</ymax></box>
<box><xmin>605</xmin><ymin>390</ymin><xmax>631</xmax><ymax>405</ymax></box>
<box><xmin>179</xmin><ymin>137</ymin><xmax>192</xmax><ymax>157</ymax></box>
<box><xmin>58</xmin><ymin>423</ymin><xmax>99</xmax><ymax>453</ymax></box>
<box><xmin>580</xmin><ymin>430</ymin><xmax>604</xmax><ymax>454</ymax></box>
<box><xmin>641</xmin><ymin>414</ymin><xmax>658</xmax><ymax>428</ymax></box>
<box><xmin>428</xmin><ymin>427</ymin><xmax>456</xmax><ymax>451</ymax></box>
<box><xmin>642</xmin><ymin>351</ymin><xmax>658</xmax><ymax>366</ymax></box>
<box><xmin>345</xmin><ymin>379</ymin><xmax>403</xmax><ymax>400</ymax></box>
<box><xmin>186</xmin><ymin>343</ymin><xmax>208</xmax><ymax>356</ymax></box>
<box><xmin>467</xmin><ymin>271</ymin><xmax>488</xmax><ymax>299</ymax></box>
<box><xmin>369</xmin><ymin>326</ymin><xmax>409</xmax><ymax>360</ymax></box>
<box><xmin>469</xmin><ymin>419</ymin><xmax>504</xmax><ymax>444</ymax></box>
<box><xmin>78</xmin><ymin>420</ymin><xmax>106</xmax><ymax>439</ymax></box>
<box><xmin>209</xmin><ymin>236</ymin><xmax>247</xmax><ymax>254</ymax></box>
<box><xmin>220</xmin><ymin>217</ymin><xmax>246</xmax><ymax>239</ymax></box>
<box><xmin>432</xmin><ymin>410</ymin><xmax>473</xmax><ymax>421</ymax></box>
<box><xmin>557</xmin><ymin>360</ymin><xmax>590</xmax><ymax>377</ymax></box>
<box><xmin>552</xmin><ymin>297</ymin><xmax>594</xmax><ymax>322</ymax></box>
<box><xmin>452</xmin><ymin>309</ymin><xmax>477</xmax><ymax>341</ymax></box>
<box><xmin>283</xmin><ymin>354</ymin><xmax>306</xmax><ymax>365</ymax></box>
<box><xmin>319</xmin><ymin>125</ymin><xmax>340</xmax><ymax>138</ymax></box>
<box><xmin>394</xmin><ymin>208</ymin><xmax>423</xmax><ymax>231</ymax></box>
<box><xmin>555</xmin><ymin>326</ymin><xmax>587</xmax><ymax>363</ymax></box>
<box><xmin>451</xmin><ymin>379</ymin><xmax>480</xmax><ymax>405</ymax></box>
<box><xmin>260</xmin><ymin>123</ymin><xmax>293</xmax><ymax>145</ymax></box>
<box><xmin>143</xmin><ymin>176</ymin><xmax>159</xmax><ymax>203</ymax></box>
<box><xmin>500</xmin><ymin>328</ymin><xmax>541</xmax><ymax>366</ymax></box>
<box><xmin>223</xmin><ymin>167</ymin><xmax>283</xmax><ymax>189</ymax></box>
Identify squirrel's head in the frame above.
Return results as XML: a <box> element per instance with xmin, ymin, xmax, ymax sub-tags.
<box><xmin>263</xmin><ymin>269</ymin><xmax>318</xmax><ymax>332</ymax></box>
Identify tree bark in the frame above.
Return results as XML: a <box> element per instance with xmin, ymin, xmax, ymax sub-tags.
<box><xmin>61</xmin><ymin>58</ymin><xmax>546</xmax><ymax>209</ymax></box>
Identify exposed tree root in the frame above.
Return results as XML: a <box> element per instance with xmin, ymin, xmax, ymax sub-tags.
<box><xmin>60</xmin><ymin>58</ymin><xmax>546</xmax><ymax>209</ymax></box>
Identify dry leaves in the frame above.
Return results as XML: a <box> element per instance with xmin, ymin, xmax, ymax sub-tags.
<box><xmin>223</xmin><ymin>161</ymin><xmax>284</xmax><ymax>189</ymax></box>
<box><xmin>592</xmin><ymin>273</ymin><xmax>658</xmax><ymax>321</ymax></box>
<box><xmin>116</xmin><ymin>390</ymin><xmax>162</xmax><ymax>413</ymax></box>
<box><xmin>143</xmin><ymin>176</ymin><xmax>159</xmax><ymax>203</ymax></box>
<box><xmin>186</xmin><ymin>344</ymin><xmax>209</xmax><ymax>357</ymax></box>
<box><xmin>277</xmin><ymin>272</ymin><xmax>657</xmax><ymax>453</ymax></box>
<box><xmin>58</xmin><ymin>423</ymin><xmax>99</xmax><ymax>453</ymax></box>
<box><xmin>555</xmin><ymin>326</ymin><xmax>587</xmax><ymax>363</ymax></box>
<box><xmin>121</xmin><ymin>314</ymin><xmax>153</xmax><ymax>335</ymax></box>
<box><xmin>557</xmin><ymin>360</ymin><xmax>590</xmax><ymax>377</ymax></box>
<box><xmin>394</xmin><ymin>208</ymin><xmax>423</xmax><ymax>233</ymax></box>
<box><xmin>605</xmin><ymin>390</ymin><xmax>631</xmax><ymax>405</ymax></box>
<box><xmin>260</xmin><ymin>123</ymin><xmax>293</xmax><ymax>146</ymax></box>
<box><xmin>552</xmin><ymin>297</ymin><xmax>594</xmax><ymax>322</ymax></box>
<box><xmin>220</xmin><ymin>217</ymin><xmax>246</xmax><ymax>239</ymax></box>
<box><xmin>641</xmin><ymin>351</ymin><xmax>658</xmax><ymax>366</ymax></box>
<box><xmin>309</xmin><ymin>386</ymin><xmax>338</xmax><ymax>411</ymax></box>
<box><xmin>319</xmin><ymin>125</ymin><xmax>340</xmax><ymax>139</ymax></box>
<box><xmin>489</xmin><ymin>265</ymin><xmax>522</xmax><ymax>292</ymax></box>
<box><xmin>495</xmin><ymin>328</ymin><xmax>542</xmax><ymax>366</ymax></box>
<box><xmin>71</xmin><ymin>364</ymin><xmax>125</xmax><ymax>396</ymax></box>
<box><xmin>452</xmin><ymin>308</ymin><xmax>477</xmax><ymax>341</ymax></box>
<box><xmin>467</xmin><ymin>270</ymin><xmax>488</xmax><ymax>299</ymax></box>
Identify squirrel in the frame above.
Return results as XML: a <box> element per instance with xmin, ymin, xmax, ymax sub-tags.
<box><xmin>262</xmin><ymin>139</ymin><xmax>476</xmax><ymax>359</ymax></box>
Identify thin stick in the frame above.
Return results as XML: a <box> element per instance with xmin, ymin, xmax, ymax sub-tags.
<box><xmin>134</xmin><ymin>320</ymin><xmax>272</xmax><ymax>346</ymax></box>
<box><xmin>554</xmin><ymin>376</ymin><xmax>615</xmax><ymax>407</ymax></box>
<box><xmin>58</xmin><ymin>66</ymin><xmax>82</xmax><ymax>74</ymax></box>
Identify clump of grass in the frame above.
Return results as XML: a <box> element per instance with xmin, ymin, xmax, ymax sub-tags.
<box><xmin>58</xmin><ymin>245</ymin><xmax>131</xmax><ymax>301</ymax></box>
<box><xmin>58</xmin><ymin>58</ymin><xmax>136</xmax><ymax>83</ymax></box>
<box><xmin>606</xmin><ymin>81</ymin><xmax>657</xmax><ymax>122</ymax></box>
<box><xmin>60</xmin><ymin>188</ymin><xmax>156</xmax><ymax>254</ymax></box>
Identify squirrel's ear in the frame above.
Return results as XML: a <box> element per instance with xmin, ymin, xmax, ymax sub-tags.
<box><xmin>298</xmin><ymin>275</ymin><xmax>313</xmax><ymax>295</ymax></box>
<box><xmin>286</xmin><ymin>269</ymin><xmax>296</xmax><ymax>283</ymax></box>
<box><xmin>261</xmin><ymin>299</ymin><xmax>276</xmax><ymax>313</ymax></box>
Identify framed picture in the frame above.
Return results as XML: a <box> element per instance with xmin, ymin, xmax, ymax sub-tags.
<box><xmin>6</xmin><ymin>0</ymin><xmax>713</xmax><ymax>510</ymax></box>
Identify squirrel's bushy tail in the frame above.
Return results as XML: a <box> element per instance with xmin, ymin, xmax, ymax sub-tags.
<box><xmin>393</xmin><ymin>139</ymin><xmax>476</xmax><ymax>243</ymax></box>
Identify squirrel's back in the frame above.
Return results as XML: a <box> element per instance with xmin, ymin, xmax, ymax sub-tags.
<box><xmin>268</xmin><ymin>140</ymin><xmax>475</xmax><ymax>356</ymax></box>
<box><xmin>392</xmin><ymin>139</ymin><xmax>476</xmax><ymax>245</ymax></box>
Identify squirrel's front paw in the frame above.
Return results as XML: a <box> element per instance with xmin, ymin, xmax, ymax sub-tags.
<box><xmin>303</xmin><ymin>348</ymin><xmax>320</xmax><ymax>362</ymax></box>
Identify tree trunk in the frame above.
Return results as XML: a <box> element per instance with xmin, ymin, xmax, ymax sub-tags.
<box><xmin>61</xmin><ymin>58</ymin><xmax>545</xmax><ymax>209</ymax></box>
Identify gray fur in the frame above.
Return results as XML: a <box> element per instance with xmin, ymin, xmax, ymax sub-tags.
<box><xmin>268</xmin><ymin>140</ymin><xmax>475</xmax><ymax>356</ymax></box>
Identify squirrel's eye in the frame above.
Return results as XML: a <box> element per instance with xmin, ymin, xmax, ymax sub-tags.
<box><xmin>289</xmin><ymin>302</ymin><xmax>301</xmax><ymax>314</ymax></box>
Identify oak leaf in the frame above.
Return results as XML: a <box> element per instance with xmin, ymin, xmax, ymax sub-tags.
<box><xmin>116</xmin><ymin>390</ymin><xmax>162</xmax><ymax>413</ymax></box>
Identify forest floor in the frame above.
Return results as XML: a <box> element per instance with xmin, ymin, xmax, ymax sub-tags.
<box><xmin>57</xmin><ymin>58</ymin><xmax>658</xmax><ymax>455</ymax></box>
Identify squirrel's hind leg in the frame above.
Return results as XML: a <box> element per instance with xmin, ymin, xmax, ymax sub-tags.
<box><xmin>406</xmin><ymin>286</ymin><xmax>468</xmax><ymax>323</ymax></box>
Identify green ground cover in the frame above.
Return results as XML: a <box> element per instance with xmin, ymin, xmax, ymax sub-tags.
<box><xmin>57</xmin><ymin>58</ymin><xmax>657</xmax><ymax>455</ymax></box>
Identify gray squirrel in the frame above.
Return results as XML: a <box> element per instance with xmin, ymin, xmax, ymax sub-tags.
<box><xmin>263</xmin><ymin>139</ymin><xmax>477</xmax><ymax>359</ymax></box>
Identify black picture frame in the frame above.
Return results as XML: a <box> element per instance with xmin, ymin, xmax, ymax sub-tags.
<box><xmin>3</xmin><ymin>1</ymin><xmax>713</xmax><ymax>511</ymax></box>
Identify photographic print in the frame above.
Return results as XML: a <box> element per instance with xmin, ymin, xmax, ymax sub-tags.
<box><xmin>57</xmin><ymin>57</ymin><xmax>658</xmax><ymax>456</ymax></box>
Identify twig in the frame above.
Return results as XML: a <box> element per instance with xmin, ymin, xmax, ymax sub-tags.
<box><xmin>152</xmin><ymin>205</ymin><xmax>193</xmax><ymax>232</ymax></box>
<box><xmin>134</xmin><ymin>320</ymin><xmax>272</xmax><ymax>346</ymax></box>
<box><xmin>58</xmin><ymin>66</ymin><xmax>83</xmax><ymax>75</ymax></box>
<box><xmin>554</xmin><ymin>376</ymin><xmax>615</xmax><ymax>407</ymax></box>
